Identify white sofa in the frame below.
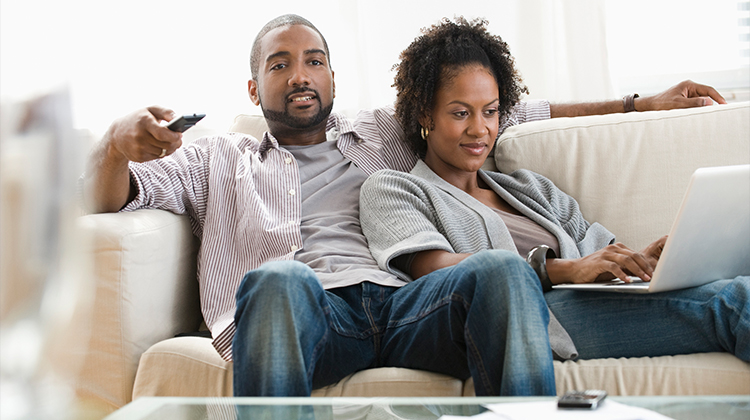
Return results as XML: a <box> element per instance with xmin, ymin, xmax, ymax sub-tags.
<box><xmin>74</xmin><ymin>102</ymin><xmax>750</xmax><ymax>414</ymax></box>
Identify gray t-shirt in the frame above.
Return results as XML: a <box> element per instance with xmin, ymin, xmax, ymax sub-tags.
<box><xmin>284</xmin><ymin>140</ymin><xmax>404</xmax><ymax>289</ymax></box>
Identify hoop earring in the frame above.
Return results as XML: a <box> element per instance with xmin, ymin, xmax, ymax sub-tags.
<box><xmin>420</xmin><ymin>126</ymin><xmax>429</xmax><ymax>140</ymax></box>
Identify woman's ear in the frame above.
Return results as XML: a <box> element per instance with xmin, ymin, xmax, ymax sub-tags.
<box><xmin>418</xmin><ymin>115</ymin><xmax>432</xmax><ymax>130</ymax></box>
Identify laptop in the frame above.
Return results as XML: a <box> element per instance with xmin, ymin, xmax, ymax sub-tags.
<box><xmin>552</xmin><ymin>164</ymin><xmax>750</xmax><ymax>293</ymax></box>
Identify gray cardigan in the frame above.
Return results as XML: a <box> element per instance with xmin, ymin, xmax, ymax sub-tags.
<box><xmin>360</xmin><ymin>160</ymin><xmax>616</xmax><ymax>360</ymax></box>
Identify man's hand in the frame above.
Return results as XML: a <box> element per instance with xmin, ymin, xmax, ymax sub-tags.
<box><xmin>635</xmin><ymin>80</ymin><xmax>727</xmax><ymax>112</ymax></box>
<box><xmin>83</xmin><ymin>106</ymin><xmax>182</xmax><ymax>213</ymax></box>
<box><xmin>107</xmin><ymin>106</ymin><xmax>183</xmax><ymax>163</ymax></box>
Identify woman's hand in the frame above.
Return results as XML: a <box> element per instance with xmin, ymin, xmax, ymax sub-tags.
<box><xmin>547</xmin><ymin>236</ymin><xmax>668</xmax><ymax>284</ymax></box>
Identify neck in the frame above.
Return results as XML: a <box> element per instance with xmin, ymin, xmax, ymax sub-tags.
<box><xmin>423</xmin><ymin>157</ymin><xmax>483</xmax><ymax>194</ymax></box>
<box><xmin>267</xmin><ymin>119</ymin><xmax>329</xmax><ymax>146</ymax></box>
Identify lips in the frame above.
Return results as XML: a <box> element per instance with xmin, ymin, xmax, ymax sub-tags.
<box><xmin>287</xmin><ymin>90</ymin><xmax>318</xmax><ymax>104</ymax></box>
<box><xmin>460</xmin><ymin>142</ymin><xmax>489</xmax><ymax>156</ymax></box>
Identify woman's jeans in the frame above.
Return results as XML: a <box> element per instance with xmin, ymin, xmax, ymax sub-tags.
<box><xmin>232</xmin><ymin>250</ymin><xmax>556</xmax><ymax>396</ymax></box>
<box><xmin>545</xmin><ymin>277</ymin><xmax>749</xmax><ymax>360</ymax></box>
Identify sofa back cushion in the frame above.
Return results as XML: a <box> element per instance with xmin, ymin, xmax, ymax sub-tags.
<box><xmin>495</xmin><ymin>102</ymin><xmax>750</xmax><ymax>251</ymax></box>
<box><xmin>229</xmin><ymin>114</ymin><xmax>268</xmax><ymax>139</ymax></box>
<box><xmin>228</xmin><ymin>105</ymin><xmax>750</xmax><ymax>251</ymax></box>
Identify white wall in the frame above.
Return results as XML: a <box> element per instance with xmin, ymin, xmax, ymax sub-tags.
<box><xmin>1</xmin><ymin>0</ymin><xmax>745</xmax><ymax>138</ymax></box>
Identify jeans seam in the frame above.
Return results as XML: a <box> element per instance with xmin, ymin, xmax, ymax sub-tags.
<box><xmin>453</xmin><ymin>293</ymin><xmax>494</xmax><ymax>396</ymax></box>
<box><xmin>362</xmin><ymin>295</ymin><xmax>383</xmax><ymax>362</ymax></box>
<box><xmin>385</xmin><ymin>295</ymin><xmax>453</xmax><ymax>329</ymax></box>
<box><xmin>465</xmin><ymin>324</ymin><xmax>494</xmax><ymax>395</ymax></box>
<box><xmin>307</xmin><ymin>326</ymin><xmax>329</xmax><ymax>382</ymax></box>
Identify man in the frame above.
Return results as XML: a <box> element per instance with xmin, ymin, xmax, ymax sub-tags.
<box><xmin>83</xmin><ymin>14</ymin><xmax>727</xmax><ymax>396</ymax></box>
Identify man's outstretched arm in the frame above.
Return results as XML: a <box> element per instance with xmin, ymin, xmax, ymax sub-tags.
<box><xmin>83</xmin><ymin>106</ymin><xmax>182</xmax><ymax>213</ymax></box>
<box><xmin>549</xmin><ymin>80</ymin><xmax>727</xmax><ymax>118</ymax></box>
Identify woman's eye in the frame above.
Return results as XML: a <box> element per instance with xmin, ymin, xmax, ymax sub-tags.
<box><xmin>454</xmin><ymin>111</ymin><xmax>469</xmax><ymax>117</ymax></box>
<box><xmin>485</xmin><ymin>109</ymin><xmax>498</xmax><ymax>116</ymax></box>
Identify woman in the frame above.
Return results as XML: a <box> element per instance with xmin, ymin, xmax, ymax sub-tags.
<box><xmin>360</xmin><ymin>17</ymin><xmax>748</xmax><ymax>370</ymax></box>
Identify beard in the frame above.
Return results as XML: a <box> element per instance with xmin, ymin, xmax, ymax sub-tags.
<box><xmin>260</xmin><ymin>88</ymin><xmax>334</xmax><ymax>130</ymax></box>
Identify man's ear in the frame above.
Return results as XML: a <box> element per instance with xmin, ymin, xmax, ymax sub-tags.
<box><xmin>331</xmin><ymin>70</ymin><xmax>336</xmax><ymax>99</ymax></box>
<box><xmin>248</xmin><ymin>79</ymin><xmax>260</xmax><ymax>106</ymax></box>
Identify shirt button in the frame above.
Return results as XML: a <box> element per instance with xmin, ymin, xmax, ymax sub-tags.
<box><xmin>288</xmin><ymin>189</ymin><xmax>296</xmax><ymax>196</ymax></box>
<box><xmin>290</xmin><ymin>245</ymin><xmax>299</xmax><ymax>252</ymax></box>
<box><xmin>285</xmin><ymin>157</ymin><xmax>293</xmax><ymax>164</ymax></box>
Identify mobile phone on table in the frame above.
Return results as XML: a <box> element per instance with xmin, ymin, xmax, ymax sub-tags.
<box><xmin>557</xmin><ymin>390</ymin><xmax>607</xmax><ymax>409</ymax></box>
<box><xmin>166</xmin><ymin>113</ymin><xmax>205</xmax><ymax>132</ymax></box>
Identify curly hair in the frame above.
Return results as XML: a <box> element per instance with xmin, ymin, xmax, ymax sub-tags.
<box><xmin>393</xmin><ymin>17</ymin><xmax>528</xmax><ymax>157</ymax></box>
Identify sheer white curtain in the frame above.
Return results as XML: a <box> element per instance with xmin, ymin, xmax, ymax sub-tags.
<box><xmin>318</xmin><ymin>0</ymin><xmax>613</xmax><ymax>112</ymax></box>
<box><xmin>0</xmin><ymin>0</ymin><xmax>622</xmax><ymax>137</ymax></box>
<box><xmin>514</xmin><ymin>0</ymin><xmax>613</xmax><ymax>102</ymax></box>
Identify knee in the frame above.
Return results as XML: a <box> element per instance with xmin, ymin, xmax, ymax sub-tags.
<box><xmin>716</xmin><ymin>277</ymin><xmax>750</xmax><ymax>311</ymax></box>
<box><xmin>236</xmin><ymin>261</ymin><xmax>321</xmax><ymax>305</ymax></box>
<box><xmin>457</xmin><ymin>250</ymin><xmax>541</xmax><ymax>294</ymax></box>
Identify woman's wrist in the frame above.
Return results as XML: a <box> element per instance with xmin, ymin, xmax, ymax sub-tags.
<box><xmin>526</xmin><ymin>245</ymin><xmax>557</xmax><ymax>292</ymax></box>
<box><xmin>546</xmin><ymin>258</ymin><xmax>573</xmax><ymax>285</ymax></box>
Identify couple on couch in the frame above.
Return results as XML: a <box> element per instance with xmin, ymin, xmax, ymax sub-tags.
<box><xmin>82</xmin><ymin>14</ymin><xmax>748</xmax><ymax>397</ymax></box>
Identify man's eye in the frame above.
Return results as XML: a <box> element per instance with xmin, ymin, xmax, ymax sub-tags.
<box><xmin>310</xmin><ymin>60</ymin><xmax>323</xmax><ymax>66</ymax></box>
<box><xmin>270</xmin><ymin>63</ymin><xmax>286</xmax><ymax>71</ymax></box>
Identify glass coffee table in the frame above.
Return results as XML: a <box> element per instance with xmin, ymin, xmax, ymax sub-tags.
<box><xmin>105</xmin><ymin>396</ymin><xmax>749</xmax><ymax>420</ymax></box>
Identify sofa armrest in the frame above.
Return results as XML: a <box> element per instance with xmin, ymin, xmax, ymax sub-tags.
<box><xmin>74</xmin><ymin>209</ymin><xmax>201</xmax><ymax>411</ymax></box>
<box><xmin>495</xmin><ymin>102</ymin><xmax>750</xmax><ymax>251</ymax></box>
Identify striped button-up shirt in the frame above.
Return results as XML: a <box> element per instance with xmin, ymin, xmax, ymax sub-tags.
<box><xmin>124</xmin><ymin>101</ymin><xmax>550</xmax><ymax>360</ymax></box>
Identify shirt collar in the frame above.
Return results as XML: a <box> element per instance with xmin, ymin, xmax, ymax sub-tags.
<box><xmin>258</xmin><ymin>112</ymin><xmax>363</xmax><ymax>156</ymax></box>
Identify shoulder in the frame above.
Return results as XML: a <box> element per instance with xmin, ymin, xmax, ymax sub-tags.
<box><xmin>363</xmin><ymin>168</ymin><xmax>421</xmax><ymax>190</ymax></box>
<box><xmin>353</xmin><ymin>107</ymin><xmax>403</xmax><ymax>138</ymax></box>
<box><xmin>484</xmin><ymin>168</ymin><xmax>555</xmax><ymax>190</ymax></box>
<box><xmin>361</xmin><ymin>169</ymin><xmax>435</xmax><ymax>200</ymax></box>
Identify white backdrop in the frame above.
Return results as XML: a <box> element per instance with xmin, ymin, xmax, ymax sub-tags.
<box><xmin>1</xmin><ymin>0</ymin><xmax>745</xmax><ymax>138</ymax></box>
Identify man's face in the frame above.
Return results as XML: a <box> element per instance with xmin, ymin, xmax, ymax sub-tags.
<box><xmin>249</xmin><ymin>24</ymin><xmax>335</xmax><ymax>133</ymax></box>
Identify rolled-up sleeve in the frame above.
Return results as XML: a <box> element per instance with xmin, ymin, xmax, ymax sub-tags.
<box><xmin>360</xmin><ymin>170</ymin><xmax>454</xmax><ymax>281</ymax></box>
<box><xmin>499</xmin><ymin>99</ymin><xmax>551</xmax><ymax>134</ymax></box>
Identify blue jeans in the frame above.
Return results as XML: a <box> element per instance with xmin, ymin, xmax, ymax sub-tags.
<box><xmin>232</xmin><ymin>250</ymin><xmax>556</xmax><ymax>396</ymax></box>
<box><xmin>545</xmin><ymin>277</ymin><xmax>750</xmax><ymax>361</ymax></box>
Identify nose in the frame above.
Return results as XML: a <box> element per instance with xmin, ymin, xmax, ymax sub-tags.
<box><xmin>288</xmin><ymin>64</ymin><xmax>311</xmax><ymax>87</ymax></box>
<box><xmin>466</xmin><ymin>113</ymin><xmax>489</xmax><ymax>138</ymax></box>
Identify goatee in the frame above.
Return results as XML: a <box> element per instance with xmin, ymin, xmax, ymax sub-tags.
<box><xmin>261</xmin><ymin>90</ymin><xmax>333</xmax><ymax>130</ymax></box>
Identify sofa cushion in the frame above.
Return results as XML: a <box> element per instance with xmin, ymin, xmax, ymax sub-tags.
<box><xmin>132</xmin><ymin>337</ymin><xmax>465</xmax><ymax>398</ymax></box>
<box><xmin>76</xmin><ymin>210</ymin><xmax>201</xmax><ymax>410</ymax></box>
<box><xmin>495</xmin><ymin>102</ymin><xmax>750</xmax><ymax>251</ymax></box>
<box><xmin>133</xmin><ymin>337</ymin><xmax>750</xmax><ymax>398</ymax></box>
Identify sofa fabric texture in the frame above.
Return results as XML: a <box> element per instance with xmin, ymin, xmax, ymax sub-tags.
<box><xmin>76</xmin><ymin>103</ymin><xmax>750</xmax><ymax>412</ymax></box>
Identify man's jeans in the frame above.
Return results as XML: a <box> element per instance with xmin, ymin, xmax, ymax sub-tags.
<box><xmin>233</xmin><ymin>250</ymin><xmax>556</xmax><ymax>396</ymax></box>
<box><xmin>545</xmin><ymin>277</ymin><xmax>750</xmax><ymax>361</ymax></box>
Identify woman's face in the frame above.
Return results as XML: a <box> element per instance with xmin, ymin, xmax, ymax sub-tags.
<box><xmin>423</xmin><ymin>65</ymin><xmax>500</xmax><ymax>177</ymax></box>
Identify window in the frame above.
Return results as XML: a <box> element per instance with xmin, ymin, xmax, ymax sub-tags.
<box><xmin>606</xmin><ymin>0</ymin><xmax>749</xmax><ymax>102</ymax></box>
